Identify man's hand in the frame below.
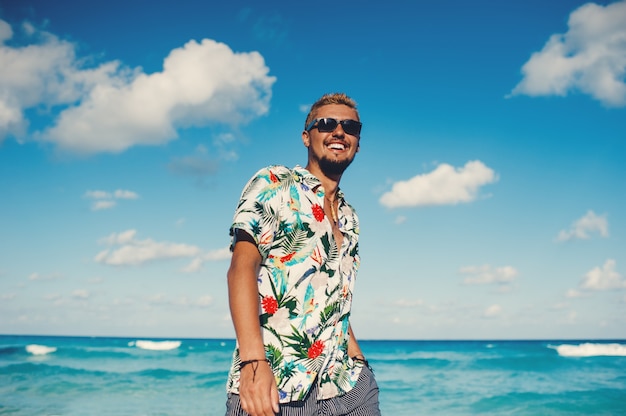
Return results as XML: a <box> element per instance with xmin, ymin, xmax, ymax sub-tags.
<box><xmin>238</xmin><ymin>360</ymin><xmax>279</xmax><ymax>415</ymax></box>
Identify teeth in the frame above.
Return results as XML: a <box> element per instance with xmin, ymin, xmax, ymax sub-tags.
<box><xmin>329</xmin><ymin>143</ymin><xmax>345</xmax><ymax>150</ymax></box>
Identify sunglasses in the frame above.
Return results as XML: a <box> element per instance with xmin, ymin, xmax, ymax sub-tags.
<box><xmin>305</xmin><ymin>118</ymin><xmax>362</xmax><ymax>136</ymax></box>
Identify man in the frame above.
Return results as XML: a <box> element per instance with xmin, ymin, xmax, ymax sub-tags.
<box><xmin>225</xmin><ymin>93</ymin><xmax>380</xmax><ymax>416</ymax></box>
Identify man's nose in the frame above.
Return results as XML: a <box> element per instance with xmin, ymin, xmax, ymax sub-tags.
<box><xmin>332</xmin><ymin>123</ymin><xmax>345</xmax><ymax>136</ymax></box>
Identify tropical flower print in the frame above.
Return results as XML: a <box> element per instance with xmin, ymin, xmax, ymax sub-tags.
<box><xmin>308</xmin><ymin>340</ymin><xmax>325</xmax><ymax>359</ymax></box>
<box><xmin>226</xmin><ymin>165</ymin><xmax>362</xmax><ymax>403</ymax></box>
<box><xmin>312</xmin><ymin>204</ymin><xmax>325</xmax><ymax>222</ymax></box>
<box><xmin>262</xmin><ymin>296</ymin><xmax>278</xmax><ymax>315</ymax></box>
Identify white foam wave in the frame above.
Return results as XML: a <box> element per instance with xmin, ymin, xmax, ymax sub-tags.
<box><xmin>26</xmin><ymin>344</ymin><xmax>57</xmax><ymax>355</ymax></box>
<box><xmin>134</xmin><ymin>340</ymin><xmax>181</xmax><ymax>351</ymax></box>
<box><xmin>553</xmin><ymin>343</ymin><xmax>626</xmax><ymax>357</ymax></box>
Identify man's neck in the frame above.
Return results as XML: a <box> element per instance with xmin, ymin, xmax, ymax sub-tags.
<box><xmin>304</xmin><ymin>163</ymin><xmax>341</xmax><ymax>199</ymax></box>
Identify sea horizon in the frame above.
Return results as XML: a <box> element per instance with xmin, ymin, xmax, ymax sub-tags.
<box><xmin>2</xmin><ymin>335</ymin><xmax>625</xmax><ymax>415</ymax></box>
<box><xmin>4</xmin><ymin>333</ymin><xmax>626</xmax><ymax>342</ymax></box>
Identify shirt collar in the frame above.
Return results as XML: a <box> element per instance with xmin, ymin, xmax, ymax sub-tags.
<box><xmin>293</xmin><ymin>165</ymin><xmax>345</xmax><ymax>200</ymax></box>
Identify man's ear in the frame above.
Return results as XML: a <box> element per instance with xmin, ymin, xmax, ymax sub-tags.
<box><xmin>302</xmin><ymin>131</ymin><xmax>310</xmax><ymax>147</ymax></box>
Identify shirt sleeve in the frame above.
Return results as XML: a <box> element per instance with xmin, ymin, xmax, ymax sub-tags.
<box><xmin>229</xmin><ymin>166</ymin><xmax>284</xmax><ymax>259</ymax></box>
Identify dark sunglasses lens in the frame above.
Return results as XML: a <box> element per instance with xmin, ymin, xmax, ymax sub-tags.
<box><xmin>317</xmin><ymin>118</ymin><xmax>339</xmax><ymax>132</ymax></box>
<box><xmin>341</xmin><ymin>120</ymin><xmax>361</xmax><ymax>136</ymax></box>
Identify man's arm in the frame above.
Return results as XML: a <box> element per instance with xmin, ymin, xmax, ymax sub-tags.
<box><xmin>347</xmin><ymin>323</ymin><xmax>366</xmax><ymax>362</ymax></box>
<box><xmin>227</xmin><ymin>230</ymin><xmax>279</xmax><ymax>415</ymax></box>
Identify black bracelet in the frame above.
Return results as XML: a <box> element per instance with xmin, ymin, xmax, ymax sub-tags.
<box><xmin>239</xmin><ymin>358</ymin><xmax>270</xmax><ymax>382</ymax></box>
<box><xmin>239</xmin><ymin>358</ymin><xmax>270</xmax><ymax>370</ymax></box>
<box><xmin>351</xmin><ymin>355</ymin><xmax>369</xmax><ymax>366</ymax></box>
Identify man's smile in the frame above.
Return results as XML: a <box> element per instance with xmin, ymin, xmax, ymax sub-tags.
<box><xmin>327</xmin><ymin>142</ymin><xmax>347</xmax><ymax>151</ymax></box>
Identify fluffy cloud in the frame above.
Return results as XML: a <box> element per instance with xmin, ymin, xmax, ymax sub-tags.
<box><xmin>0</xmin><ymin>19</ymin><xmax>275</xmax><ymax>153</ymax></box>
<box><xmin>95</xmin><ymin>229</ymin><xmax>202</xmax><ymax>266</ymax></box>
<box><xmin>579</xmin><ymin>259</ymin><xmax>625</xmax><ymax>291</ymax></box>
<box><xmin>509</xmin><ymin>1</ymin><xmax>626</xmax><ymax>107</ymax></box>
<box><xmin>84</xmin><ymin>189</ymin><xmax>139</xmax><ymax>211</ymax></box>
<box><xmin>556</xmin><ymin>210</ymin><xmax>609</xmax><ymax>241</ymax></box>
<box><xmin>0</xmin><ymin>20</ymin><xmax>123</xmax><ymax>143</ymax></box>
<box><xmin>380</xmin><ymin>161</ymin><xmax>498</xmax><ymax>208</ymax></box>
<box><xmin>95</xmin><ymin>229</ymin><xmax>229</xmax><ymax>269</ymax></box>
<box><xmin>460</xmin><ymin>264</ymin><xmax>519</xmax><ymax>285</ymax></box>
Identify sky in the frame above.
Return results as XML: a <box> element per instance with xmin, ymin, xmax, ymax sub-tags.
<box><xmin>0</xmin><ymin>0</ymin><xmax>625</xmax><ymax>340</ymax></box>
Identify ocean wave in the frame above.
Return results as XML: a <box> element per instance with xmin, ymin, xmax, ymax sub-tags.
<box><xmin>552</xmin><ymin>343</ymin><xmax>626</xmax><ymax>357</ymax></box>
<box><xmin>131</xmin><ymin>340</ymin><xmax>182</xmax><ymax>351</ymax></box>
<box><xmin>25</xmin><ymin>344</ymin><xmax>57</xmax><ymax>355</ymax></box>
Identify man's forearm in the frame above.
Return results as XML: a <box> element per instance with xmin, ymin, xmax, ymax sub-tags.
<box><xmin>227</xmin><ymin>240</ymin><xmax>266</xmax><ymax>360</ymax></box>
<box><xmin>347</xmin><ymin>323</ymin><xmax>365</xmax><ymax>359</ymax></box>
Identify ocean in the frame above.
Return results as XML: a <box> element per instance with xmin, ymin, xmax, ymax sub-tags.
<box><xmin>1</xmin><ymin>336</ymin><xmax>625</xmax><ymax>415</ymax></box>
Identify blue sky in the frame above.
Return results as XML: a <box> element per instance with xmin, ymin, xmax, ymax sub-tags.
<box><xmin>1</xmin><ymin>0</ymin><xmax>624</xmax><ymax>340</ymax></box>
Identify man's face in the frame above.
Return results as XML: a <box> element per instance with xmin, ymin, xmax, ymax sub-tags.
<box><xmin>303</xmin><ymin>104</ymin><xmax>360</xmax><ymax>178</ymax></box>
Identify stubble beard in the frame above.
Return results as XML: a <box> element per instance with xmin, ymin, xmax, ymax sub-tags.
<box><xmin>318</xmin><ymin>155</ymin><xmax>354</xmax><ymax>177</ymax></box>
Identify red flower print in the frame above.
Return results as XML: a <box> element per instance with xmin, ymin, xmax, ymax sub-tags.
<box><xmin>312</xmin><ymin>204</ymin><xmax>325</xmax><ymax>222</ymax></box>
<box><xmin>307</xmin><ymin>340</ymin><xmax>325</xmax><ymax>359</ymax></box>
<box><xmin>269</xmin><ymin>171</ymin><xmax>279</xmax><ymax>183</ymax></box>
<box><xmin>262</xmin><ymin>296</ymin><xmax>278</xmax><ymax>315</ymax></box>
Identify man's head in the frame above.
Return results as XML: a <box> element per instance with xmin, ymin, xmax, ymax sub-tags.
<box><xmin>302</xmin><ymin>93</ymin><xmax>361</xmax><ymax>179</ymax></box>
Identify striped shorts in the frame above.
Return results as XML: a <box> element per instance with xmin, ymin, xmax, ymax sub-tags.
<box><xmin>225</xmin><ymin>364</ymin><xmax>381</xmax><ymax>416</ymax></box>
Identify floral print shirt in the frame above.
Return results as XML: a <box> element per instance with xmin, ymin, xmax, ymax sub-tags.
<box><xmin>226</xmin><ymin>165</ymin><xmax>363</xmax><ymax>402</ymax></box>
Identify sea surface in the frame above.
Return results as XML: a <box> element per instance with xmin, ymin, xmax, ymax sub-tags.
<box><xmin>1</xmin><ymin>336</ymin><xmax>625</xmax><ymax>415</ymax></box>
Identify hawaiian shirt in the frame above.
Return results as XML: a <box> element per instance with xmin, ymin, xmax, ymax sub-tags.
<box><xmin>226</xmin><ymin>165</ymin><xmax>363</xmax><ymax>402</ymax></box>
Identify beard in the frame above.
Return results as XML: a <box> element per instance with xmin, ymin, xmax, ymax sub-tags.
<box><xmin>318</xmin><ymin>155</ymin><xmax>354</xmax><ymax>177</ymax></box>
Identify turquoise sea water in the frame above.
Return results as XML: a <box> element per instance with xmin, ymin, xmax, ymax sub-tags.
<box><xmin>1</xmin><ymin>336</ymin><xmax>625</xmax><ymax>415</ymax></box>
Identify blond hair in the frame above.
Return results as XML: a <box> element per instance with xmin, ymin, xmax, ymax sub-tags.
<box><xmin>304</xmin><ymin>93</ymin><xmax>359</xmax><ymax>129</ymax></box>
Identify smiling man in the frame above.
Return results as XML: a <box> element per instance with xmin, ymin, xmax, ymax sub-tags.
<box><xmin>225</xmin><ymin>93</ymin><xmax>381</xmax><ymax>416</ymax></box>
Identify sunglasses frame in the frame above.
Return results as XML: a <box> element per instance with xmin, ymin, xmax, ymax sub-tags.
<box><xmin>305</xmin><ymin>118</ymin><xmax>362</xmax><ymax>136</ymax></box>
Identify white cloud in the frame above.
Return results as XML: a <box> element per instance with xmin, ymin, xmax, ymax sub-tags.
<box><xmin>0</xmin><ymin>19</ymin><xmax>275</xmax><ymax>153</ymax></box>
<box><xmin>460</xmin><ymin>264</ymin><xmax>519</xmax><ymax>285</ymax></box>
<box><xmin>92</xmin><ymin>200</ymin><xmax>117</xmax><ymax>211</ymax></box>
<box><xmin>95</xmin><ymin>229</ymin><xmax>201</xmax><ymax>266</ymax></box>
<box><xmin>379</xmin><ymin>161</ymin><xmax>498</xmax><ymax>208</ymax></box>
<box><xmin>84</xmin><ymin>190</ymin><xmax>112</xmax><ymax>199</ymax></box>
<box><xmin>114</xmin><ymin>189</ymin><xmax>139</xmax><ymax>200</ymax></box>
<box><xmin>483</xmin><ymin>304</ymin><xmax>502</xmax><ymax>318</ymax></box>
<box><xmin>580</xmin><ymin>259</ymin><xmax>625</xmax><ymax>291</ymax></box>
<box><xmin>556</xmin><ymin>210</ymin><xmax>609</xmax><ymax>241</ymax></box>
<box><xmin>509</xmin><ymin>1</ymin><xmax>626</xmax><ymax>107</ymax></box>
<box><xmin>99</xmin><ymin>229</ymin><xmax>137</xmax><ymax>246</ymax></box>
<box><xmin>84</xmin><ymin>188</ymin><xmax>139</xmax><ymax>210</ymax></box>
<box><xmin>182</xmin><ymin>247</ymin><xmax>231</xmax><ymax>272</ymax></box>
<box><xmin>0</xmin><ymin>20</ymin><xmax>122</xmax><ymax>143</ymax></box>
